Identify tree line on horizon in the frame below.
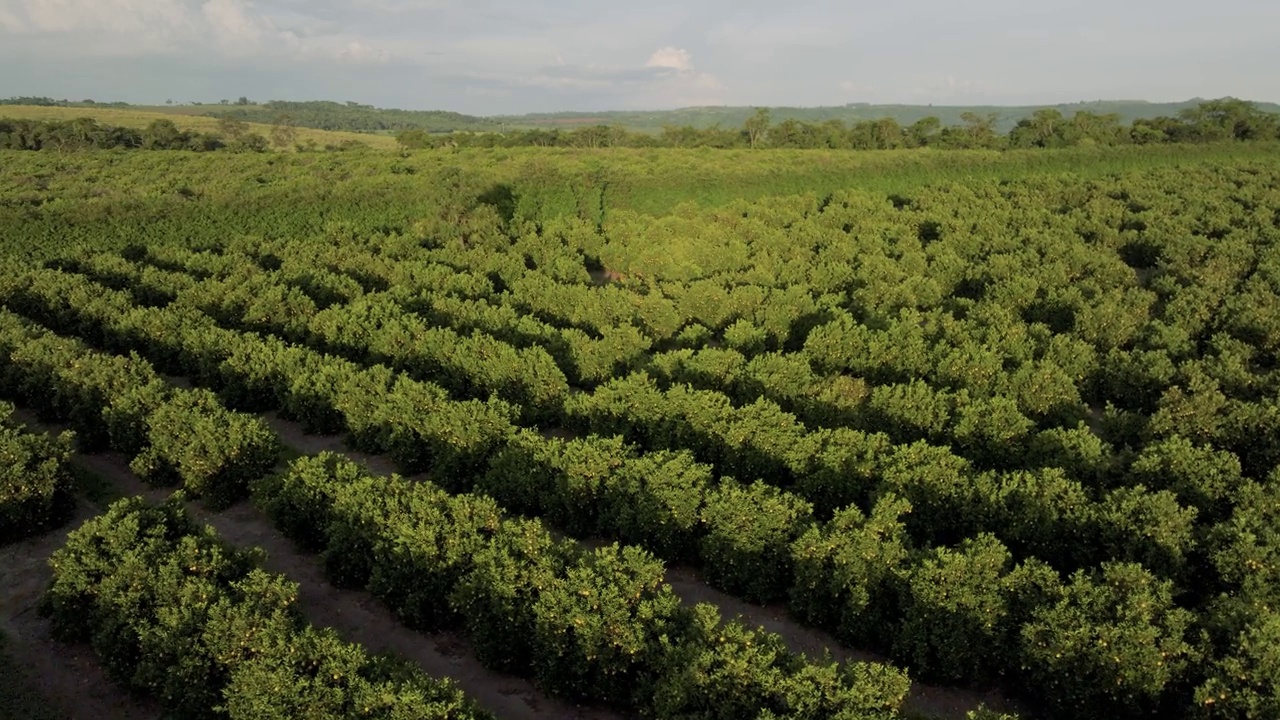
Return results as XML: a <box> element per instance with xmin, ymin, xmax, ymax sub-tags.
<box><xmin>0</xmin><ymin>96</ymin><xmax>497</xmax><ymax>133</ymax></box>
<box><xmin>0</xmin><ymin>115</ymin><xmax>366</xmax><ymax>153</ymax></box>
<box><xmin>1</xmin><ymin>98</ymin><xmax>1275</xmax><ymax>155</ymax></box>
<box><xmin>397</xmin><ymin>98</ymin><xmax>1280</xmax><ymax>151</ymax></box>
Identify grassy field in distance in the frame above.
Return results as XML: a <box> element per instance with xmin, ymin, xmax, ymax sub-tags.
<box><xmin>0</xmin><ymin>140</ymin><xmax>1273</xmax><ymax>260</ymax></box>
<box><xmin>0</xmin><ymin>104</ymin><xmax>400</xmax><ymax>150</ymax></box>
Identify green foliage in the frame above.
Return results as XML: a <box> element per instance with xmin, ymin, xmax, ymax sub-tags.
<box><xmin>789</xmin><ymin>495</ymin><xmax>912</xmax><ymax>648</ymax></box>
<box><xmin>0</xmin><ymin>142</ymin><xmax>1269</xmax><ymax>262</ymax></box>
<box><xmin>5</xmin><ymin>135</ymin><xmax>1280</xmax><ymax>719</ymax></box>
<box><xmin>450</xmin><ymin>518</ymin><xmax>570</xmax><ymax>674</ymax></box>
<box><xmin>0</xmin><ymin>115</ymin><xmax>225</xmax><ymax>150</ymax></box>
<box><xmin>722</xmin><ymin>319</ymin><xmax>769</xmax><ymax>355</ymax></box>
<box><xmin>1129</xmin><ymin>436</ymin><xmax>1244</xmax><ymax>518</ymax></box>
<box><xmin>207</xmin><ymin>99</ymin><xmax>495</xmax><ymax>133</ymax></box>
<box><xmin>361</xmin><ymin>480</ymin><xmax>501</xmax><ymax>631</ymax></box>
<box><xmin>0</xmin><ymin>307</ymin><xmax>279</xmax><ymax>508</ymax></box>
<box><xmin>699</xmin><ymin>480</ymin><xmax>813</xmax><ymax>603</ymax></box>
<box><xmin>1018</xmin><ymin>562</ymin><xmax>1196</xmax><ymax>718</ymax></box>
<box><xmin>252</xmin><ymin>452</ymin><xmax>363</xmax><ymax>551</ymax></box>
<box><xmin>130</xmin><ymin>389</ymin><xmax>281</xmax><ymax>509</ymax></box>
<box><xmin>479</xmin><ymin>431</ymin><xmax>710</xmax><ymax>562</ymax></box>
<box><xmin>386</xmin><ymin>99</ymin><xmax>1280</xmax><ymax>150</ymax></box>
<box><xmin>1208</xmin><ymin>478</ymin><xmax>1280</xmax><ymax>608</ymax></box>
<box><xmin>531</xmin><ymin>543</ymin><xmax>681</xmax><ymax>705</ymax></box>
<box><xmin>893</xmin><ymin>534</ymin><xmax>1015</xmax><ymax>682</ymax></box>
<box><xmin>40</xmin><ymin>496</ymin><xmax>491</xmax><ymax>720</ymax></box>
<box><xmin>651</xmin><ymin>603</ymin><xmax>910</xmax><ymax>720</ymax></box>
<box><xmin>0</xmin><ymin>401</ymin><xmax>76</xmax><ymax>543</ymax></box>
<box><xmin>1193</xmin><ymin>608</ymin><xmax>1280</xmax><ymax>719</ymax></box>
<box><xmin>260</xmin><ymin>454</ymin><xmax>910</xmax><ymax>716</ymax></box>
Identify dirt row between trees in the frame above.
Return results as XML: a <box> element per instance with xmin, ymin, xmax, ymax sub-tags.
<box><xmin>2</xmin><ymin>406</ymin><xmax>1018</xmax><ymax>720</ymax></box>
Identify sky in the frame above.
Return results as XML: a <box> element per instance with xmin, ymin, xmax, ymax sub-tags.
<box><xmin>1</xmin><ymin>0</ymin><xmax>1277</xmax><ymax>116</ymax></box>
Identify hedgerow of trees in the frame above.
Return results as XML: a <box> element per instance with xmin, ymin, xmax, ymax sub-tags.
<box><xmin>42</xmin><ymin>495</ymin><xmax>492</xmax><ymax>719</ymax></box>
<box><xmin>2</xmin><ymin>98</ymin><xmax>1275</xmax><ymax>155</ymax></box>
<box><xmin>0</xmin><ymin>400</ymin><xmax>75</xmax><ymax>543</ymax></box>
<box><xmin>396</xmin><ymin>99</ymin><xmax>1280</xmax><ymax>150</ymax></box>
<box><xmin>254</xmin><ymin>452</ymin><xmax>913</xmax><ymax>718</ymax></box>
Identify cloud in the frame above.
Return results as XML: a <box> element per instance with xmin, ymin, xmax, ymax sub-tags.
<box><xmin>646</xmin><ymin>46</ymin><xmax>692</xmax><ymax>73</ymax></box>
<box><xmin>202</xmin><ymin>0</ymin><xmax>270</xmax><ymax>51</ymax></box>
<box><xmin>506</xmin><ymin>47</ymin><xmax>723</xmax><ymax>107</ymax></box>
<box><xmin>0</xmin><ymin>0</ymin><xmax>388</xmax><ymax>63</ymax></box>
<box><xmin>1</xmin><ymin>0</ymin><xmax>1278</xmax><ymax>114</ymax></box>
<box><xmin>640</xmin><ymin>46</ymin><xmax>724</xmax><ymax>106</ymax></box>
<box><xmin>337</xmin><ymin>40</ymin><xmax>391</xmax><ymax>64</ymax></box>
<box><xmin>0</xmin><ymin>6</ymin><xmax>25</xmax><ymax>31</ymax></box>
<box><xmin>7</xmin><ymin>0</ymin><xmax>194</xmax><ymax>41</ymax></box>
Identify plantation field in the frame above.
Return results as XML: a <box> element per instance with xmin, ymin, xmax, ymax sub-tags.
<box><xmin>0</xmin><ymin>142</ymin><xmax>1270</xmax><ymax>258</ymax></box>
<box><xmin>0</xmin><ymin>104</ymin><xmax>399</xmax><ymax>150</ymax></box>
<box><xmin>3</xmin><ymin>144</ymin><xmax>1280</xmax><ymax>720</ymax></box>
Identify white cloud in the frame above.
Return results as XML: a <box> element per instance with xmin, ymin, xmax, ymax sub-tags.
<box><xmin>202</xmin><ymin>0</ymin><xmax>269</xmax><ymax>51</ymax></box>
<box><xmin>23</xmin><ymin>0</ymin><xmax>193</xmax><ymax>34</ymax></box>
<box><xmin>1</xmin><ymin>0</ymin><xmax>1278</xmax><ymax>114</ymax></box>
<box><xmin>337</xmin><ymin>39</ymin><xmax>391</xmax><ymax>64</ymax></box>
<box><xmin>646</xmin><ymin>46</ymin><xmax>692</xmax><ymax>72</ymax></box>
<box><xmin>640</xmin><ymin>45</ymin><xmax>723</xmax><ymax>106</ymax></box>
<box><xmin>0</xmin><ymin>0</ymin><xmax>392</xmax><ymax>64</ymax></box>
<box><xmin>0</xmin><ymin>6</ymin><xmax>26</xmax><ymax>31</ymax></box>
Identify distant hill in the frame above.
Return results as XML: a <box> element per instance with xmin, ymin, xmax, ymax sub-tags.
<box><xmin>495</xmin><ymin>99</ymin><xmax>1280</xmax><ymax>133</ymax></box>
<box><xmin>6</xmin><ymin>96</ymin><xmax>1279</xmax><ymax>136</ymax></box>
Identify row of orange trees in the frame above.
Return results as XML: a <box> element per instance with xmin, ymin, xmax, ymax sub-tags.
<box><xmin>257</xmin><ymin>453</ymin><xmax>913</xmax><ymax>718</ymax></box>
<box><xmin>0</xmin><ymin>400</ymin><xmax>74</xmax><ymax>542</ymax></box>
<box><xmin>42</xmin><ymin>496</ymin><xmax>491</xmax><ymax>719</ymax></box>
<box><xmin>0</xmin><ymin>309</ymin><xmax>278</xmax><ymax>508</ymax></box>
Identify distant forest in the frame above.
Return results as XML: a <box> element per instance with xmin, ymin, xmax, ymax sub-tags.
<box><xmin>3</xmin><ymin>97</ymin><xmax>1278</xmax><ymax>153</ymax></box>
<box><xmin>403</xmin><ymin>99</ymin><xmax>1280</xmax><ymax>150</ymax></box>
<box><xmin>0</xmin><ymin>97</ymin><xmax>497</xmax><ymax>134</ymax></box>
<box><xmin>6</xmin><ymin>94</ymin><xmax>1280</xmax><ymax>135</ymax></box>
